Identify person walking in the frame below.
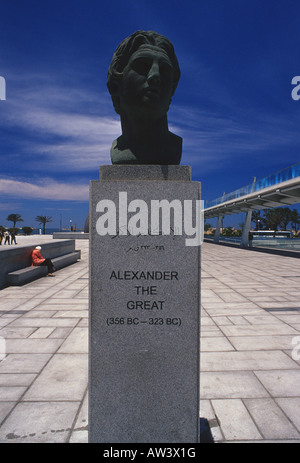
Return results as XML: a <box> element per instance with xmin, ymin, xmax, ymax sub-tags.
<box><xmin>10</xmin><ymin>230</ymin><xmax>17</xmax><ymax>244</ymax></box>
<box><xmin>31</xmin><ymin>246</ymin><xmax>55</xmax><ymax>276</ymax></box>
<box><xmin>4</xmin><ymin>230</ymin><xmax>10</xmax><ymax>245</ymax></box>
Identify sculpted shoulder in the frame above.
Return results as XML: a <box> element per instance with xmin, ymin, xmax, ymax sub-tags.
<box><xmin>110</xmin><ymin>131</ymin><xmax>182</xmax><ymax>165</ymax></box>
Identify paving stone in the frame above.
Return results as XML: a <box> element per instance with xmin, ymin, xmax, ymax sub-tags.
<box><xmin>276</xmin><ymin>398</ymin><xmax>300</xmax><ymax>432</ymax></box>
<box><xmin>9</xmin><ymin>318</ymin><xmax>79</xmax><ymax>328</ymax></box>
<box><xmin>0</xmin><ymin>374</ymin><xmax>35</xmax><ymax>387</ymax></box>
<box><xmin>0</xmin><ymin>354</ymin><xmax>52</xmax><ymax>374</ymax></box>
<box><xmin>48</xmin><ymin>327</ymin><xmax>73</xmax><ymax>338</ymax></box>
<box><xmin>217</xmin><ymin>292</ymin><xmax>249</xmax><ymax>302</ymax></box>
<box><xmin>254</xmin><ymin>370</ymin><xmax>300</xmax><ymax>397</ymax></box>
<box><xmin>0</xmin><ymin>401</ymin><xmax>80</xmax><ymax>443</ymax></box>
<box><xmin>220</xmin><ymin>324</ymin><xmax>299</xmax><ymax>337</ymax></box>
<box><xmin>244</xmin><ymin>398</ymin><xmax>300</xmax><ymax>439</ymax></box>
<box><xmin>204</xmin><ymin>306</ymin><xmax>262</xmax><ymax>317</ymax></box>
<box><xmin>5</xmin><ymin>338</ymin><xmax>64</xmax><ymax>354</ymax></box>
<box><xmin>199</xmin><ymin>400</ymin><xmax>224</xmax><ymax>442</ymax></box>
<box><xmin>274</xmin><ymin>314</ymin><xmax>300</xmax><ymax>324</ymax></box>
<box><xmin>72</xmin><ymin>391</ymin><xmax>88</xmax><ymax>433</ymax></box>
<box><xmin>201</xmin><ymin>371</ymin><xmax>269</xmax><ymax>399</ymax></box>
<box><xmin>228</xmin><ymin>316</ymin><xmax>250</xmax><ymax>325</ymax></box>
<box><xmin>200</xmin><ymin>337</ymin><xmax>234</xmax><ymax>352</ymax></box>
<box><xmin>22</xmin><ymin>311</ymin><xmax>57</xmax><ymax>318</ymax></box>
<box><xmin>212</xmin><ymin>316</ymin><xmax>233</xmax><ymax>326</ymax></box>
<box><xmin>258</xmin><ymin>301</ymin><xmax>300</xmax><ymax>309</ymax></box>
<box><xmin>243</xmin><ymin>315</ymin><xmax>282</xmax><ymax>324</ymax></box>
<box><xmin>53</xmin><ymin>310</ymin><xmax>87</xmax><ymax>319</ymax></box>
<box><xmin>0</xmin><ymin>402</ymin><xmax>15</xmax><ymax>426</ymax></box>
<box><xmin>23</xmin><ymin>353</ymin><xmax>87</xmax><ymax>401</ymax></box>
<box><xmin>0</xmin><ymin>386</ymin><xmax>27</xmax><ymax>401</ymax></box>
<box><xmin>229</xmin><ymin>335</ymin><xmax>297</xmax><ymax>351</ymax></box>
<box><xmin>52</xmin><ymin>290</ymin><xmax>82</xmax><ymax>299</ymax></box>
<box><xmin>200</xmin><ymin>327</ymin><xmax>224</xmax><ymax>337</ymax></box>
<box><xmin>0</xmin><ymin>319</ymin><xmax>15</xmax><ymax>328</ymax></box>
<box><xmin>29</xmin><ymin>327</ymin><xmax>55</xmax><ymax>338</ymax></box>
<box><xmin>69</xmin><ymin>430</ymin><xmax>88</xmax><ymax>443</ymax></box>
<box><xmin>43</xmin><ymin>299</ymin><xmax>88</xmax><ymax>305</ymax></box>
<box><xmin>58</xmin><ymin>327</ymin><xmax>88</xmax><ymax>354</ymax></box>
<box><xmin>0</xmin><ymin>327</ymin><xmax>36</xmax><ymax>338</ymax></box>
<box><xmin>201</xmin><ymin>351</ymin><xmax>297</xmax><ymax>371</ymax></box>
<box><xmin>34</xmin><ymin>304</ymin><xmax>88</xmax><ymax>311</ymax></box>
<box><xmin>212</xmin><ymin>399</ymin><xmax>262</xmax><ymax>441</ymax></box>
<box><xmin>201</xmin><ymin>317</ymin><xmax>216</xmax><ymax>326</ymax></box>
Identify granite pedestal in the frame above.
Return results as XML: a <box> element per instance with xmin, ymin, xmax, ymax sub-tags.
<box><xmin>89</xmin><ymin>166</ymin><xmax>201</xmax><ymax>443</ymax></box>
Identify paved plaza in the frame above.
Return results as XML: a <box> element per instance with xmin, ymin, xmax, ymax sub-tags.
<box><xmin>0</xmin><ymin>237</ymin><xmax>300</xmax><ymax>443</ymax></box>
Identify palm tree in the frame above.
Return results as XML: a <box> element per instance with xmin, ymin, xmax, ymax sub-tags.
<box><xmin>35</xmin><ymin>215</ymin><xmax>53</xmax><ymax>234</ymax></box>
<box><xmin>6</xmin><ymin>213</ymin><xmax>23</xmax><ymax>230</ymax></box>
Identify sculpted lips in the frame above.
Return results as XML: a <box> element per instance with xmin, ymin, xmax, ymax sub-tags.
<box><xmin>143</xmin><ymin>85</ymin><xmax>160</xmax><ymax>99</ymax></box>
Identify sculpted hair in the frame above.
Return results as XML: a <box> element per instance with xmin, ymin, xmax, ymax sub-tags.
<box><xmin>107</xmin><ymin>30</ymin><xmax>180</xmax><ymax>113</ymax></box>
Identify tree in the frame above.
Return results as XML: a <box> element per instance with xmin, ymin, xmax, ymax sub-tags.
<box><xmin>279</xmin><ymin>207</ymin><xmax>292</xmax><ymax>230</ymax></box>
<box><xmin>290</xmin><ymin>209</ymin><xmax>300</xmax><ymax>234</ymax></box>
<box><xmin>6</xmin><ymin>213</ymin><xmax>23</xmax><ymax>230</ymax></box>
<box><xmin>204</xmin><ymin>223</ymin><xmax>212</xmax><ymax>231</ymax></box>
<box><xmin>261</xmin><ymin>208</ymin><xmax>286</xmax><ymax>237</ymax></box>
<box><xmin>222</xmin><ymin>226</ymin><xmax>234</xmax><ymax>236</ymax></box>
<box><xmin>251</xmin><ymin>210</ymin><xmax>262</xmax><ymax>230</ymax></box>
<box><xmin>22</xmin><ymin>226</ymin><xmax>34</xmax><ymax>235</ymax></box>
<box><xmin>35</xmin><ymin>215</ymin><xmax>53</xmax><ymax>234</ymax></box>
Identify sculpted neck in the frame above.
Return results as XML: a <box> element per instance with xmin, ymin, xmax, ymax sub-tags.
<box><xmin>110</xmin><ymin>113</ymin><xmax>182</xmax><ymax>165</ymax></box>
<box><xmin>120</xmin><ymin>113</ymin><xmax>170</xmax><ymax>151</ymax></box>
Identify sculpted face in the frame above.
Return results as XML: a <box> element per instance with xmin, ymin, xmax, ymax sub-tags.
<box><xmin>107</xmin><ymin>31</ymin><xmax>182</xmax><ymax>164</ymax></box>
<box><xmin>119</xmin><ymin>45</ymin><xmax>174</xmax><ymax>119</ymax></box>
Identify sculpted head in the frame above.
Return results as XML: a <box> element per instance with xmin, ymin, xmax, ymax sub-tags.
<box><xmin>107</xmin><ymin>31</ymin><xmax>182</xmax><ymax>164</ymax></box>
<box><xmin>107</xmin><ymin>30</ymin><xmax>180</xmax><ymax>118</ymax></box>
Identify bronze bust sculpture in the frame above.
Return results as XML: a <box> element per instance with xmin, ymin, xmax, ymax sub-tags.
<box><xmin>107</xmin><ymin>30</ymin><xmax>182</xmax><ymax>165</ymax></box>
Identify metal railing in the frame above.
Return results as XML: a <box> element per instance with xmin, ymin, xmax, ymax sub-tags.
<box><xmin>205</xmin><ymin>162</ymin><xmax>300</xmax><ymax>209</ymax></box>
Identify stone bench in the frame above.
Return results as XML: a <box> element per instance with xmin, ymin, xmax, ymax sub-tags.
<box><xmin>7</xmin><ymin>251</ymin><xmax>81</xmax><ymax>286</ymax></box>
<box><xmin>0</xmin><ymin>239</ymin><xmax>80</xmax><ymax>289</ymax></box>
<box><xmin>53</xmin><ymin>232</ymin><xmax>89</xmax><ymax>240</ymax></box>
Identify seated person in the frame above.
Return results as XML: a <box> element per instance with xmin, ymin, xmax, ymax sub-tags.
<box><xmin>32</xmin><ymin>246</ymin><xmax>55</xmax><ymax>276</ymax></box>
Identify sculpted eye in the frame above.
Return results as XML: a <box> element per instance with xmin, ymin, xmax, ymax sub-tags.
<box><xmin>131</xmin><ymin>58</ymin><xmax>151</xmax><ymax>75</ymax></box>
<box><xmin>159</xmin><ymin>62</ymin><xmax>172</xmax><ymax>76</ymax></box>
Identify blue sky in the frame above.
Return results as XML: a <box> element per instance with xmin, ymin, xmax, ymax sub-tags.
<box><xmin>0</xmin><ymin>0</ymin><xmax>300</xmax><ymax>230</ymax></box>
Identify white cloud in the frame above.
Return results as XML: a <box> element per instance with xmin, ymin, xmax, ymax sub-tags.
<box><xmin>0</xmin><ymin>178</ymin><xmax>89</xmax><ymax>201</ymax></box>
<box><xmin>3</xmin><ymin>70</ymin><xmax>300</xmax><ymax>179</ymax></box>
<box><xmin>170</xmin><ymin>103</ymin><xmax>300</xmax><ymax>163</ymax></box>
<box><xmin>1</xmin><ymin>73</ymin><xmax>120</xmax><ymax>171</ymax></box>
<box><xmin>0</xmin><ymin>202</ymin><xmax>22</xmax><ymax>211</ymax></box>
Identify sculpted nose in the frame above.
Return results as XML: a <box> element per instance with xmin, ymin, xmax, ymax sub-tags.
<box><xmin>147</xmin><ymin>61</ymin><xmax>160</xmax><ymax>85</ymax></box>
